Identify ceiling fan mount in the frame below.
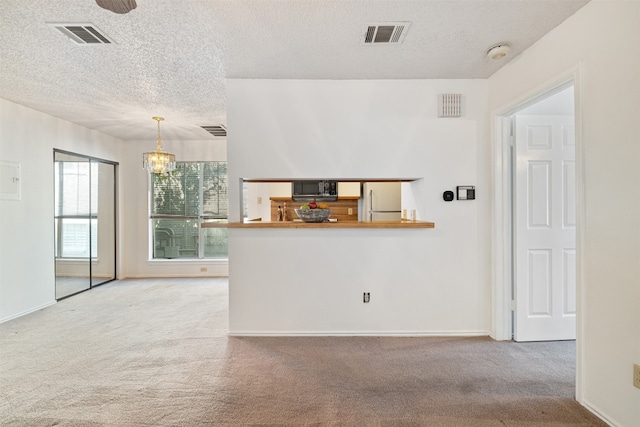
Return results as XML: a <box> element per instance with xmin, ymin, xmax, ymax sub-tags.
<box><xmin>95</xmin><ymin>0</ymin><xmax>137</xmax><ymax>14</ymax></box>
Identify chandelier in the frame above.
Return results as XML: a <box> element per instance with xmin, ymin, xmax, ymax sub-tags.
<box><xmin>142</xmin><ymin>116</ymin><xmax>176</xmax><ymax>174</ymax></box>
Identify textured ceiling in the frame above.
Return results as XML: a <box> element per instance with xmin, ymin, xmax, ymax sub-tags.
<box><xmin>0</xmin><ymin>0</ymin><xmax>590</xmax><ymax>141</ymax></box>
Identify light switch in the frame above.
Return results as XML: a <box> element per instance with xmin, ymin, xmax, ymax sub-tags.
<box><xmin>456</xmin><ymin>186</ymin><xmax>475</xmax><ymax>200</ymax></box>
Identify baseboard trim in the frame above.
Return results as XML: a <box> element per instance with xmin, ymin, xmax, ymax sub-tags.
<box><xmin>581</xmin><ymin>399</ymin><xmax>618</xmax><ymax>427</ymax></box>
<box><xmin>0</xmin><ymin>300</ymin><xmax>57</xmax><ymax>324</ymax></box>
<box><xmin>120</xmin><ymin>274</ymin><xmax>229</xmax><ymax>279</ymax></box>
<box><xmin>228</xmin><ymin>330</ymin><xmax>491</xmax><ymax>337</ymax></box>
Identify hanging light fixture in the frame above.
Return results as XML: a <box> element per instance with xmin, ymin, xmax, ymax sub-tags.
<box><xmin>142</xmin><ymin>116</ymin><xmax>176</xmax><ymax>174</ymax></box>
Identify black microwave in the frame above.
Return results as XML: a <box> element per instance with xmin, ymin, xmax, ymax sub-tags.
<box><xmin>292</xmin><ymin>180</ymin><xmax>338</xmax><ymax>201</ymax></box>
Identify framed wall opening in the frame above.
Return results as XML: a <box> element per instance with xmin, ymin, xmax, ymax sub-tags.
<box><xmin>54</xmin><ymin>150</ymin><xmax>118</xmax><ymax>300</ymax></box>
<box><xmin>491</xmin><ymin>66</ymin><xmax>585</xmax><ymax>401</ymax></box>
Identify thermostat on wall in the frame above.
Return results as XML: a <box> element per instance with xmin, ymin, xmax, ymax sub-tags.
<box><xmin>443</xmin><ymin>190</ymin><xmax>454</xmax><ymax>202</ymax></box>
<box><xmin>457</xmin><ymin>186</ymin><xmax>475</xmax><ymax>200</ymax></box>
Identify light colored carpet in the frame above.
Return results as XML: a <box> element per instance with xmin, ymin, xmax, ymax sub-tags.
<box><xmin>55</xmin><ymin>276</ymin><xmax>115</xmax><ymax>300</ymax></box>
<box><xmin>0</xmin><ymin>278</ymin><xmax>605</xmax><ymax>426</ymax></box>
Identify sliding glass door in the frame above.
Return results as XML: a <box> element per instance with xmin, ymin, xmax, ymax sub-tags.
<box><xmin>54</xmin><ymin>151</ymin><xmax>116</xmax><ymax>300</ymax></box>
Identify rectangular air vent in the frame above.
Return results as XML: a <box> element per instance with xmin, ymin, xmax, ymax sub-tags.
<box><xmin>48</xmin><ymin>23</ymin><xmax>113</xmax><ymax>45</ymax></box>
<box><xmin>201</xmin><ymin>125</ymin><xmax>227</xmax><ymax>137</ymax></box>
<box><xmin>438</xmin><ymin>94</ymin><xmax>462</xmax><ymax>118</ymax></box>
<box><xmin>363</xmin><ymin>22</ymin><xmax>411</xmax><ymax>44</ymax></box>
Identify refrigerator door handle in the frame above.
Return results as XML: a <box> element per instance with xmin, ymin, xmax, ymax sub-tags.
<box><xmin>369</xmin><ymin>189</ymin><xmax>373</xmax><ymax>221</ymax></box>
<box><xmin>368</xmin><ymin>189</ymin><xmax>401</xmax><ymax>219</ymax></box>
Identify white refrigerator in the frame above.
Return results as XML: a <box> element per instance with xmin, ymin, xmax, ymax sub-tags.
<box><xmin>361</xmin><ymin>182</ymin><xmax>401</xmax><ymax>221</ymax></box>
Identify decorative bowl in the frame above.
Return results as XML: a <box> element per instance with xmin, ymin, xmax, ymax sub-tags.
<box><xmin>294</xmin><ymin>208</ymin><xmax>331</xmax><ymax>223</ymax></box>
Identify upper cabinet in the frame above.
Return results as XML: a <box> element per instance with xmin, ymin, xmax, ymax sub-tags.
<box><xmin>267</xmin><ymin>181</ymin><xmax>360</xmax><ymax>198</ymax></box>
<box><xmin>338</xmin><ymin>182</ymin><xmax>360</xmax><ymax>198</ymax></box>
<box><xmin>269</xmin><ymin>182</ymin><xmax>291</xmax><ymax>197</ymax></box>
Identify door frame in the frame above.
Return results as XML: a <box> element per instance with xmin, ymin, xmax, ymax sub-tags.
<box><xmin>53</xmin><ymin>149</ymin><xmax>119</xmax><ymax>300</ymax></box>
<box><xmin>490</xmin><ymin>64</ymin><xmax>585</xmax><ymax>402</ymax></box>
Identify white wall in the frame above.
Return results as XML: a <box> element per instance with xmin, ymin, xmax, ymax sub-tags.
<box><xmin>227</xmin><ymin>79</ymin><xmax>491</xmax><ymax>335</ymax></box>
<box><xmin>488</xmin><ymin>1</ymin><xmax>640</xmax><ymax>425</ymax></box>
<box><xmin>119</xmin><ymin>138</ymin><xmax>228</xmax><ymax>278</ymax></box>
<box><xmin>246</xmin><ymin>182</ymin><xmax>272</xmax><ymax>220</ymax></box>
<box><xmin>0</xmin><ymin>98</ymin><xmax>123</xmax><ymax>322</ymax></box>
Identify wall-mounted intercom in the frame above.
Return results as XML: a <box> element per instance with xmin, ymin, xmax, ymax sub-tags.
<box><xmin>456</xmin><ymin>186</ymin><xmax>475</xmax><ymax>200</ymax></box>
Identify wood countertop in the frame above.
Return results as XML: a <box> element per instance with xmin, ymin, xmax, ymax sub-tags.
<box><xmin>214</xmin><ymin>220</ymin><xmax>434</xmax><ymax>229</ymax></box>
<box><xmin>270</xmin><ymin>196</ymin><xmax>360</xmax><ymax>201</ymax></box>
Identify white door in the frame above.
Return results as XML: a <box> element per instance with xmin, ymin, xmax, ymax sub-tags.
<box><xmin>514</xmin><ymin>114</ymin><xmax>576</xmax><ymax>342</ymax></box>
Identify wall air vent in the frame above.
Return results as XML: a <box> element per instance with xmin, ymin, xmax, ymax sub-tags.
<box><xmin>363</xmin><ymin>22</ymin><xmax>411</xmax><ymax>44</ymax></box>
<box><xmin>48</xmin><ymin>23</ymin><xmax>114</xmax><ymax>45</ymax></box>
<box><xmin>201</xmin><ymin>125</ymin><xmax>227</xmax><ymax>137</ymax></box>
<box><xmin>438</xmin><ymin>94</ymin><xmax>462</xmax><ymax>118</ymax></box>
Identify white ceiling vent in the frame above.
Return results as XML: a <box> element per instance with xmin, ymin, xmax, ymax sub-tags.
<box><xmin>363</xmin><ymin>22</ymin><xmax>411</xmax><ymax>44</ymax></box>
<box><xmin>201</xmin><ymin>125</ymin><xmax>227</xmax><ymax>137</ymax></box>
<box><xmin>48</xmin><ymin>23</ymin><xmax>114</xmax><ymax>45</ymax></box>
<box><xmin>438</xmin><ymin>94</ymin><xmax>462</xmax><ymax>118</ymax></box>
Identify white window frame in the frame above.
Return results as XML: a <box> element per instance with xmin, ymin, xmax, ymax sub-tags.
<box><xmin>148</xmin><ymin>161</ymin><xmax>228</xmax><ymax>260</ymax></box>
<box><xmin>54</xmin><ymin>160</ymin><xmax>98</xmax><ymax>259</ymax></box>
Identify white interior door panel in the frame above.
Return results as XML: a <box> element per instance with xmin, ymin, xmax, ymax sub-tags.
<box><xmin>514</xmin><ymin>114</ymin><xmax>576</xmax><ymax>342</ymax></box>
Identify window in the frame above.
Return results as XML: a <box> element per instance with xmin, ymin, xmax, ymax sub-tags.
<box><xmin>150</xmin><ymin>162</ymin><xmax>228</xmax><ymax>259</ymax></box>
<box><xmin>54</xmin><ymin>161</ymin><xmax>98</xmax><ymax>258</ymax></box>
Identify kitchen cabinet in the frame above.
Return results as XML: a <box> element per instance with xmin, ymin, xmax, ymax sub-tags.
<box><xmin>338</xmin><ymin>182</ymin><xmax>360</xmax><ymax>197</ymax></box>
<box><xmin>269</xmin><ymin>182</ymin><xmax>291</xmax><ymax>197</ymax></box>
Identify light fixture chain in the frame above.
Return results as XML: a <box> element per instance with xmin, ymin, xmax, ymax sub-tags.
<box><xmin>156</xmin><ymin>118</ymin><xmax>164</xmax><ymax>152</ymax></box>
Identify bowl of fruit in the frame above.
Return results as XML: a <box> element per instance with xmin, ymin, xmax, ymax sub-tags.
<box><xmin>294</xmin><ymin>201</ymin><xmax>331</xmax><ymax>223</ymax></box>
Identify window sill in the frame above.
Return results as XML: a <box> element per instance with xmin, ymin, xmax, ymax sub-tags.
<box><xmin>146</xmin><ymin>258</ymin><xmax>228</xmax><ymax>265</ymax></box>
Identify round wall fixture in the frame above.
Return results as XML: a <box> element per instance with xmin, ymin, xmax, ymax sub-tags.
<box><xmin>443</xmin><ymin>191</ymin><xmax>454</xmax><ymax>202</ymax></box>
<box><xmin>487</xmin><ymin>44</ymin><xmax>510</xmax><ymax>60</ymax></box>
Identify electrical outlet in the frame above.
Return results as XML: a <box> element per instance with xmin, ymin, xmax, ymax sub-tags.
<box><xmin>363</xmin><ymin>292</ymin><xmax>370</xmax><ymax>303</ymax></box>
<box><xmin>348</xmin><ymin>208</ymin><xmax>353</xmax><ymax>215</ymax></box>
<box><xmin>200</xmin><ymin>267</ymin><xmax>208</xmax><ymax>273</ymax></box>
<box><xmin>257</xmin><ymin>197</ymin><xmax>262</xmax><ymax>204</ymax></box>
<box><xmin>634</xmin><ymin>364</ymin><xmax>640</xmax><ymax>389</ymax></box>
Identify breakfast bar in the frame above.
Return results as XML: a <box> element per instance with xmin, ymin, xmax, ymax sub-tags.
<box><xmin>226</xmin><ymin>178</ymin><xmax>444</xmax><ymax>335</ymax></box>
<box><xmin>224</xmin><ymin>220</ymin><xmax>434</xmax><ymax>229</ymax></box>
<box><xmin>227</xmin><ymin>214</ymin><xmax>440</xmax><ymax>335</ymax></box>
